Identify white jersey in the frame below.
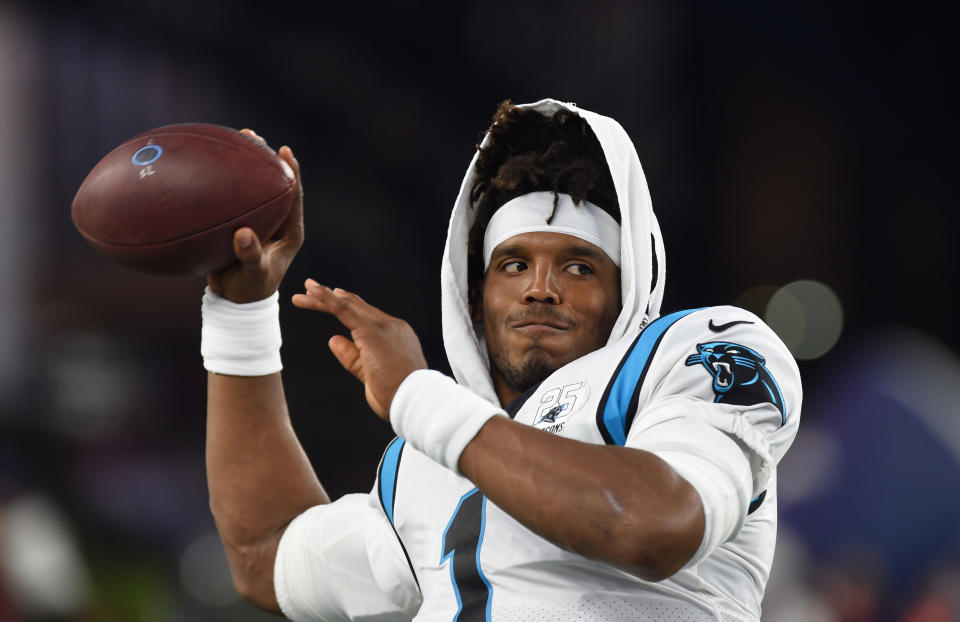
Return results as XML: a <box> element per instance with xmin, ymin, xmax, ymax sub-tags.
<box><xmin>275</xmin><ymin>99</ymin><xmax>801</xmax><ymax>622</ymax></box>
<box><xmin>275</xmin><ymin>305</ymin><xmax>801</xmax><ymax>622</ymax></box>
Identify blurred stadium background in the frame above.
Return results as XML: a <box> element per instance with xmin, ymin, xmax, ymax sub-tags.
<box><xmin>0</xmin><ymin>1</ymin><xmax>955</xmax><ymax>620</ymax></box>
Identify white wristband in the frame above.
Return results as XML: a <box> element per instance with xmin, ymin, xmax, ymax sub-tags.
<box><xmin>201</xmin><ymin>287</ymin><xmax>283</xmax><ymax>376</ymax></box>
<box><xmin>390</xmin><ymin>369</ymin><xmax>505</xmax><ymax>473</ymax></box>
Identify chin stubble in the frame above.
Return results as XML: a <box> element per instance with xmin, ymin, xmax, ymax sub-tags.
<box><xmin>490</xmin><ymin>348</ymin><xmax>557</xmax><ymax>394</ymax></box>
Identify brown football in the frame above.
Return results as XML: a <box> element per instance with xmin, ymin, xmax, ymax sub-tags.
<box><xmin>71</xmin><ymin>123</ymin><xmax>297</xmax><ymax>276</ymax></box>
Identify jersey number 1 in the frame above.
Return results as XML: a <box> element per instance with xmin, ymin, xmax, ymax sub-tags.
<box><xmin>441</xmin><ymin>488</ymin><xmax>491</xmax><ymax>621</ymax></box>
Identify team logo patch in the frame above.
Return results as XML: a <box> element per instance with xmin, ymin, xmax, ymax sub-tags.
<box><xmin>533</xmin><ymin>380</ymin><xmax>587</xmax><ymax>435</ymax></box>
<box><xmin>685</xmin><ymin>342</ymin><xmax>785</xmax><ymax>422</ymax></box>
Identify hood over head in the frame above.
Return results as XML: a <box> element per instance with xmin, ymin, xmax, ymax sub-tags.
<box><xmin>440</xmin><ymin>99</ymin><xmax>666</xmax><ymax>404</ymax></box>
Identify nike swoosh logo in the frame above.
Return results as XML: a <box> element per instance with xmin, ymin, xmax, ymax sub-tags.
<box><xmin>708</xmin><ymin>319</ymin><xmax>755</xmax><ymax>332</ymax></box>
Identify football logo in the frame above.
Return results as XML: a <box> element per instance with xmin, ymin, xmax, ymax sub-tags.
<box><xmin>131</xmin><ymin>145</ymin><xmax>163</xmax><ymax>166</ymax></box>
<box><xmin>685</xmin><ymin>341</ymin><xmax>785</xmax><ymax>423</ymax></box>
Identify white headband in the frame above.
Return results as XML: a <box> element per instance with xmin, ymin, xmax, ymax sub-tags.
<box><xmin>482</xmin><ymin>191</ymin><xmax>621</xmax><ymax>270</ymax></box>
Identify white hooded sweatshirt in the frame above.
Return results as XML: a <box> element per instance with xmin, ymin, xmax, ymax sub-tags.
<box><xmin>274</xmin><ymin>99</ymin><xmax>802</xmax><ymax>622</ymax></box>
<box><xmin>439</xmin><ymin>99</ymin><xmax>667</xmax><ymax>406</ymax></box>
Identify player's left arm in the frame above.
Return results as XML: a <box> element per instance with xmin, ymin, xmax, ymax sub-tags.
<box><xmin>292</xmin><ymin>287</ymin><xmax>788</xmax><ymax>581</ymax></box>
<box><xmin>458</xmin><ymin>415</ymin><xmax>705</xmax><ymax>580</ymax></box>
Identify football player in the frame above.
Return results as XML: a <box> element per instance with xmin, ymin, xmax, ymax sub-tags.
<box><xmin>201</xmin><ymin>99</ymin><xmax>801</xmax><ymax>621</ymax></box>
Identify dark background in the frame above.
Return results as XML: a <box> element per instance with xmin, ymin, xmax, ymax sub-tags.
<box><xmin>0</xmin><ymin>1</ymin><xmax>956</xmax><ymax>620</ymax></box>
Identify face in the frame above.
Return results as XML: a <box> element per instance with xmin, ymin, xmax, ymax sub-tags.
<box><xmin>476</xmin><ymin>232</ymin><xmax>621</xmax><ymax>406</ymax></box>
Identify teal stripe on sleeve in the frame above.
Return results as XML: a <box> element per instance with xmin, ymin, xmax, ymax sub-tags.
<box><xmin>599</xmin><ymin>309</ymin><xmax>703</xmax><ymax>445</ymax></box>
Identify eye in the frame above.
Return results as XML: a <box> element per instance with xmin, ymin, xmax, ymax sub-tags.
<box><xmin>565</xmin><ymin>263</ymin><xmax>594</xmax><ymax>276</ymax></box>
<box><xmin>503</xmin><ymin>261</ymin><xmax>526</xmax><ymax>273</ymax></box>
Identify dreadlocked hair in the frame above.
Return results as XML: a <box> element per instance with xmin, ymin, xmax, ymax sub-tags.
<box><xmin>467</xmin><ymin>100</ymin><xmax>619</xmax><ymax>309</ymax></box>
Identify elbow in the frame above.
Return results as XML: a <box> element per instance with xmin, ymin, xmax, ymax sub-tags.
<box><xmin>209</xmin><ymin>501</ymin><xmax>283</xmax><ymax>613</ymax></box>
<box><xmin>626</xmin><ymin>545</ymin><xmax>695</xmax><ymax>582</ymax></box>
<box><xmin>617</xmin><ymin>526</ymin><xmax>701</xmax><ymax>582</ymax></box>
<box><xmin>221</xmin><ymin>536</ymin><xmax>282</xmax><ymax>613</ymax></box>
<box><xmin>611</xmin><ymin>490</ymin><xmax>706</xmax><ymax>582</ymax></box>
<box><xmin>230</xmin><ymin>558</ymin><xmax>281</xmax><ymax>613</ymax></box>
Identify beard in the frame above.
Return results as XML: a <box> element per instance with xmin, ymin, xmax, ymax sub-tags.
<box><xmin>488</xmin><ymin>347</ymin><xmax>558</xmax><ymax>394</ymax></box>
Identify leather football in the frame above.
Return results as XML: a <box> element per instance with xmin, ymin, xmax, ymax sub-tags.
<box><xmin>72</xmin><ymin>123</ymin><xmax>297</xmax><ymax>276</ymax></box>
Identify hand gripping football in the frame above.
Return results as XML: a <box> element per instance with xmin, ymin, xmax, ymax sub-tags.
<box><xmin>71</xmin><ymin>123</ymin><xmax>297</xmax><ymax>276</ymax></box>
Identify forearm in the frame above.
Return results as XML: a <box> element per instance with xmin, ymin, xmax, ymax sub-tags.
<box><xmin>458</xmin><ymin>417</ymin><xmax>704</xmax><ymax>580</ymax></box>
<box><xmin>206</xmin><ymin>371</ymin><xmax>329</xmax><ymax>609</ymax></box>
<box><xmin>390</xmin><ymin>370</ymin><xmax>705</xmax><ymax>579</ymax></box>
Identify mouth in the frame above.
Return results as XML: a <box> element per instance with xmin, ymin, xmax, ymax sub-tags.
<box><xmin>513</xmin><ymin>322</ymin><xmax>570</xmax><ymax>338</ymax></box>
<box><xmin>712</xmin><ymin>361</ymin><xmax>732</xmax><ymax>387</ymax></box>
<box><xmin>512</xmin><ymin>314</ymin><xmax>573</xmax><ymax>332</ymax></box>
<box><xmin>514</xmin><ymin>320</ymin><xmax>570</xmax><ymax>330</ymax></box>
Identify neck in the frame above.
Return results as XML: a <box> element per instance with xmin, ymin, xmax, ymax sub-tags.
<box><xmin>492</xmin><ymin>370</ymin><xmax>521</xmax><ymax>408</ymax></box>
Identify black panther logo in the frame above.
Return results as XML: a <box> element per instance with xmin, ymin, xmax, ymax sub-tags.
<box><xmin>538</xmin><ymin>405</ymin><xmax>563</xmax><ymax>424</ymax></box>
<box><xmin>685</xmin><ymin>341</ymin><xmax>785</xmax><ymax>423</ymax></box>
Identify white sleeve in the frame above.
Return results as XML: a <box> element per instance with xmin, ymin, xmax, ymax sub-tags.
<box><xmin>625</xmin><ymin>307</ymin><xmax>802</xmax><ymax>562</ymax></box>
<box><xmin>634</xmin><ymin>306</ymin><xmax>802</xmax><ymax>496</ymax></box>
<box><xmin>274</xmin><ymin>493</ymin><xmax>422</xmax><ymax>622</ymax></box>
<box><xmin>626</xmin><ymin>397</ymin><xmax>753</xmax><ymax>567</ymax></box>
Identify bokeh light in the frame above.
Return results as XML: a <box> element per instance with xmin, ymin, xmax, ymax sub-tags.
<box><xmin>178</xmin><ymin>532</ymin><xmax>239</xmax><ymax>608</ymax></box>
<box><xmin>0</xmin><ymin>495</ymin><xmax>91</xmax><ymax>617</ymax></box>
<box><xmin>765</xmin><ymin>280</ymin><xmax>844</xmax><ymax>360</ymax></box>
<box><xmin>734</xmin><ymin>285</ymin><xmax>778</xmax><ymax>319</ymax></box>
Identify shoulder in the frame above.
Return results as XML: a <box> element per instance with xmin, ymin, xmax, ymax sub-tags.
<box><xmin>635</xmin><ymin>306</ymin><xmax>803</xmax><ymax>486</ymax></box>
<box><xmin>603</xmin><ymin>306</ymin><xmax>800</xmax><ymax>401</ymax></box>
<box><xmin>650</xmin><ymin>306</ymin><xmax>801</xmax><ymax>419</ymax></box>
<box><xmin>609</xmin><ymin>306</ymin><xmax>805</xmax><ymax>501</ymax></box>
<box><xmin>599</xmin><ymin>304</ymin><xmax>802</xmax><ymax>444</ymax></box>
<box><xmin>656</xmin><ymin>305</ymin><xmax>788</xmax><ymax>352</ymax></box>
<box><xmin>591</xmin><ymin>305</ymin><xmax>798</xmax><ymax>445</ymax></box>
<box><xmin>642</xmin><ymin>306</ymin><xmax>798</xmax><ymax>377</ymax></box>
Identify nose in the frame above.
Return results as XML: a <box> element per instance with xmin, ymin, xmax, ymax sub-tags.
<box><xmin>522</xmin><ymin>261</ymin><xmax>561</xmax><ymax>305</ymax></box>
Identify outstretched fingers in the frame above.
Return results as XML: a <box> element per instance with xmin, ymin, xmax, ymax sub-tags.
<box><xmin>292</xmin><ymin>278</ymin><xmax>426</xmax><ymax>420</ymax></box>
<box><xmin>291</xmin><ymin>280</ymin><xmax>367</xmax><ymax>330</ymax></box>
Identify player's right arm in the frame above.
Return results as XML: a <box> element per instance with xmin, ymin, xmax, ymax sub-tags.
<box><xmin>205</xmin><ymin>132</ymin><xmax>329</xmax><ymax>612</ymax></box>
<box><xmin>206</xmin><ymin>133</ymin><xmax>422</xmax><ymax>620</ymax></box>
<box><xmin>207</xmin><ymin>373</ymin><xmax>328</xmax><ymax>611</ymax></box>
